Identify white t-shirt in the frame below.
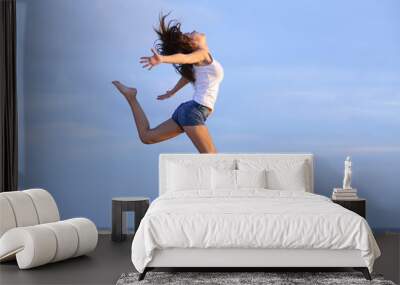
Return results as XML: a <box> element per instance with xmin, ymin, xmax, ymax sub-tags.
<box><xmin>192</xmin><ymin>58</ymin><xmax>224</xmax><ymax>110</ymax></box>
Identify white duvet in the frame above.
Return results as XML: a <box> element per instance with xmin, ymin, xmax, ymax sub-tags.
<box><xmin>131</xmin><ymin>190</ymin><xmax>380</xmax><ymax>273</ymax></box>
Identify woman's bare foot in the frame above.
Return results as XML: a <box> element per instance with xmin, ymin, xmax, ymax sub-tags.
<box><xmin>112</xmin><ymin>81</ymin><xmax>137</xmax><ymax>101</ymax></box>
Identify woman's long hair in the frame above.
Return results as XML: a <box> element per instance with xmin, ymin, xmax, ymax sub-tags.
<box><xmin>154</xmin><ymin>13</ymin><xmax>196</xmax><ymax>82</ymax></box>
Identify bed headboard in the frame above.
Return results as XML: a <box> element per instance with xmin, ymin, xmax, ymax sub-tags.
<box><xmin>159</xmin><ymin>153</ymin><xmax>314</xmax><ymax>196</ymax></box>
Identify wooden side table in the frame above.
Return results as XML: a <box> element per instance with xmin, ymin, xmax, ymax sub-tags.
<box><xmin>332</xmin><ymin>198</ymin><xmax>366</xmax><ymax>218</ymax></box>
<box><xmin>112</xmin><ymin>197</ymin><xmax>149</xmax><ymax>242</ymax></box>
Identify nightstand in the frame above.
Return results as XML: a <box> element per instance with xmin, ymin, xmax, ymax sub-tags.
<box><xmin>111</xmin><ymin>197</ymin><xmax>150</xmax><ymax>242</ymax></box>
<box><xmin>332</xmin><ymin>198</ymin><xmax>366</xmax><ymax>218</ymax></box>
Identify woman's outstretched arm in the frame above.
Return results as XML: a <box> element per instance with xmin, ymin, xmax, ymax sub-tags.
<box><xmin>157</xmin><ymin>76</ymin><xmax>190</xmax><ymax>100</ymax></box>
<box><xmin>160</xmin><ymin>49</ymin><xmax>208</xmax><ymax>64</ymax></box>
<box><xmin>140</xmin><ymin>48</ymin><xmax>209</xmax><ymax>69</ymax></box>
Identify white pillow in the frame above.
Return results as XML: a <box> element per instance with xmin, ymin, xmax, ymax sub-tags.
<box><xmin>237</xmin><ymin>159</ymin><xmax>308</xmax><ymax>191</ymax></box>
<box><xmin>236</xmin><ymin>169</ymin><xmax>268</xmax><ymax>189</ymax></box>
<box><xmin>211</xmin><ymin>168</ymin><xmax>268</xmax><ymax>190</ymax></box>
<box><xmin>211</xmin><ymin>168</ymin><xmax>237</xmax><ymax>190</ymax></box>
<box><xmin>167</xmin><ymin>162</ymin><xmax>212</xmax><ymax>191</ymax></box>
<box><xmin>266</xmin><ymin>162</ymin><xmax>307</xmax><ymax>191</ymax></box>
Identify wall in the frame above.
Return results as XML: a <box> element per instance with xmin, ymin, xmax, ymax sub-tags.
<box><xmin>16</xmin><ymin>0</ymin><xmax>400</xmax><ymax>230</ymax></box>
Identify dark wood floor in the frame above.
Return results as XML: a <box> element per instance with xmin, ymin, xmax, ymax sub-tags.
<box><xmin>0</xmin><ymin>234</ymin><xmax>134</xmax><ymax>285</ymax></box>
<box><xmin>0</xmin><ymin>233</ymin><xmax>399</xmax><ymax>285</ymax></box>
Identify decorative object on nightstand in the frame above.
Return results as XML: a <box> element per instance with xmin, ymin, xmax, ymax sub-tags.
<box><xmin>332</xmin><ymin>156</ymin><xmax>359</xmax><ymax>200</ymax></box>
<box><xmin>332</xmin><ymin>198</ymin><xmax>366</xmax><ymax>218</ymax></box>
<box><xmin>332</xmin><ymin>188</ymin><xmax>358</xmax><ymax>200</ymax></box>
<box><xmin>112</xmin><ymin>197</ymin><xmax>149</xmax><ymax>242</ymax></box>
<box><xmin>342</xmin><ymin>156</ymin><xmax>352</xmax><ymax>190</ymax></box>
<box><xmin>332</xmin><ymin>156</ymin><xmax>365</xmax><ymax>218</ymax></box>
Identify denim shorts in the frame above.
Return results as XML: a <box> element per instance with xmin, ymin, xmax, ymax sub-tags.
<box><xmin>171</xmin><ymin>100</ymin><xmax>211</xmax><ymax>129</ymax></box>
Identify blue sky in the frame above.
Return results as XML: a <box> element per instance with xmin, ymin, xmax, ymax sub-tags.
<box><xmin>17</xmin><ymin>0</ymin><xmax>400</xmax><ymax>229</ymax></box>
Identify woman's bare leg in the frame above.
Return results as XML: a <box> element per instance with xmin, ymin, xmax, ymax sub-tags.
<box><xmin>183</xmin><ymin>125</ymin><xmax>217</xmax><ymax>153</ymax></box>
<box><xmin>112</xmin><ymin>81</ymin><xmax>183</xmax><ymax>144</ymax></box>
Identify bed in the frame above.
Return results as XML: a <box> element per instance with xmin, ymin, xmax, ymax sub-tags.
<box><xmin>131</xmin><ymin>153</ymin><xmax>380</xmax><ymax>280</ymax></box>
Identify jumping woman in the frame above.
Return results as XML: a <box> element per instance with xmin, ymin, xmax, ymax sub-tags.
<box><xmin>112</xmin><ymin>13</ymin><xmax>224</xmax><ymax>153</ymax></box>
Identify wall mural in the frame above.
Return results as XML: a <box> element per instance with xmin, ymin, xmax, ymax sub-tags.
<box><xmin>16</xmin><ymin>0</ymin><xmax>400</xmax><ymax>230</ymax></box>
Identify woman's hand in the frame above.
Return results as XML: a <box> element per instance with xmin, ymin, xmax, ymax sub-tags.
<box><xmin>140</xmin><ymin>48</ymin><xmax>163</xmax><ymax>70</ymax></box>
<box><xmin>157</xmin><ymin>89</ymin><xmax>175</xmax><ymax>100</ymax></box>
<box><xmin>157</xmin><ymin>76</ymin><xmax>188</xmax><ymax>100</ymax></box>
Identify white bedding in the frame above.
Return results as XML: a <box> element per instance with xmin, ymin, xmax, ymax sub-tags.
<box><xmin>131</xmin><ymin>190</ymin><xmax>380</xmax><ymax>273</ymax></box>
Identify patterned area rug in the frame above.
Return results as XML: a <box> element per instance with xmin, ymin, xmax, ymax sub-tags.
<box><xmin>116</xmin><ymin>271</ymin><xmax>396</xmax><ymax>285</ymax></box>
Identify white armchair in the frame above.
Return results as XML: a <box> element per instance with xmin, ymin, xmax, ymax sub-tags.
<box><xmin>0</xmin><ymin>189</ymin><xmax>98</xmax><ymax>269</ymax></box>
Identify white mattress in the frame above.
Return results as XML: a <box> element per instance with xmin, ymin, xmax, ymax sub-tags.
<box><xmin>131</xmin><ymin>190</ymin><xmax>380</xmax><ymax>273</ymax></box>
